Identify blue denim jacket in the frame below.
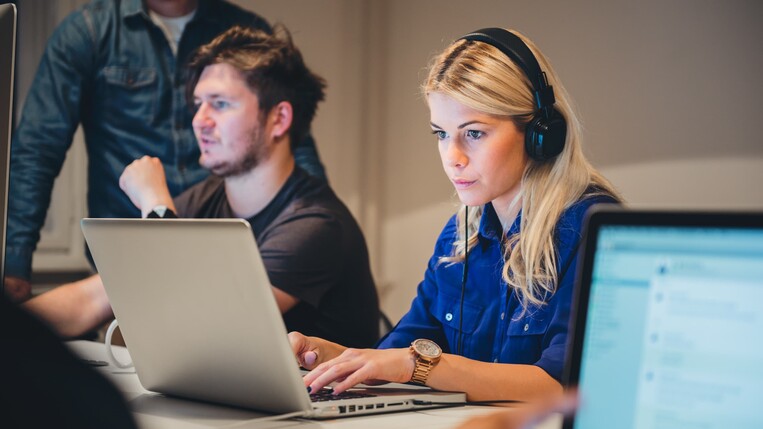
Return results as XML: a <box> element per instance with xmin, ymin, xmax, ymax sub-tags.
<box><xmin>7</xmin><ymin>0</ymin><xmax>324</xmax><ymax>279</ymax></box>
<box><xmin>378</xmin><ymin>193</ymin><xmax>617</xmax><ymax>382</ymax></box>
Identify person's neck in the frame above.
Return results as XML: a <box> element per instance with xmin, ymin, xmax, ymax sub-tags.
<box><xmin>491</xmin><ymin>189</ymin><xmax>523</xmax><ymax>233</ymax></box>
<box><xmin>224</xmin><ymin>156</ymin><xmax>296</xmax><ymax>219</ymax></box>
<box><xmin>145</xmin><ymin>0</ymin><xmax>198</xmax><ymax>17</ymax></box>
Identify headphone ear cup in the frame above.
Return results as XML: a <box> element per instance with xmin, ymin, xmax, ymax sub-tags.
<box><xmin>524</xmin><ymin>109</ymin><xmax>567</xmax><ymax>161</ymax></box>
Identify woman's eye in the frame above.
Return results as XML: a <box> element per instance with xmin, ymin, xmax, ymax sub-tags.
<box><xmin>432</xmin><ymin>130</ymin><xmax>447</xmax><ymax>140</ymax></box>
<box><xmin>466</xmin><ymin>130</ymin><xmax>484</xmax><ymax>140</ymax></box>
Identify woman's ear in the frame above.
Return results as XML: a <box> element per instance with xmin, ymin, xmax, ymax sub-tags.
<box><xmin>268</xmin><ymin>101</ymin><xmax>293</xmax><ymax>142</ymax></box>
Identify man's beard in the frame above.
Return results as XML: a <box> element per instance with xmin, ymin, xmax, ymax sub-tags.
<box><xmin>203</xmin><ymin>126</ymin><xmax>270</xmax><ymax>178</ymax></box>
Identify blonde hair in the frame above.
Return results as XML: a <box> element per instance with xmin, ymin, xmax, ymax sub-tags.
<box><xmin>427</xmin><ymin>30</ymin><xmax>621</xmax><ymax>314</ymax></box>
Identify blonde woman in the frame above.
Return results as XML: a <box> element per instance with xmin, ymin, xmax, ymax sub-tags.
<box><xmin>289</xmin><ymin>28</ymin><xmax>620</xmax><ymax>402</ymax></box>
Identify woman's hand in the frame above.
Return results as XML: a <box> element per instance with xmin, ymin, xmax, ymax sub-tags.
<box><xmin>288</xmin><ymin>331</ymin><xmax>346</xmax><ymax>370</ymax></box>
<box><xmin>303</xmin><ymin>347</ymin><xmax>415</xmax><ymax>394</ymax></box>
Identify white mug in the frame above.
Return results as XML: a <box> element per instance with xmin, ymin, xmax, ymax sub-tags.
<box><xmin>104</xmin><ymin>319</ymin><xmax>134</xmax><ymax>369</ymax></box>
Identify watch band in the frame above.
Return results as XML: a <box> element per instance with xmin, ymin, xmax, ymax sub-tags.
<box><xmin>146</xmin><ymin>206</ymin><xmax>178</xmax><ymax>219</ymax></box>
<box><xmin>410</xmin><ymin>356</ymin><xmax>437</xmax><ymax>385</ymax></box>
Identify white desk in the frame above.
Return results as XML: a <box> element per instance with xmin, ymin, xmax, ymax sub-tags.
<box><xmin>67</xmin><ymin>340</ymin><xmax>562</xmax><ymax>429</ymax></box>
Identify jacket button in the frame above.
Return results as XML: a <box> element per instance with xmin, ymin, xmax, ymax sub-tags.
<box><xmin>445</xmin><ymin>312</ymin><xmax>453</xmax><ymax>322</ymax></box>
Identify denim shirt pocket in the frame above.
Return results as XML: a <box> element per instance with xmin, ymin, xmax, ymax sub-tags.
<box><xmin>503</xmin><ymin>305</ymin><xmax>552</xmax><ymax>363</ymax></box>
<box><xmin>507</xmin><ymin>305</ymin><xmax>551</xmax><ymax>336</ymax></box>
<box><xmin>102</xmin><ymin>66</ymin><xmax>158</xmax><ymax>123</ymax></box>
<box><xmin>431</xmin><ymin>293</ymin><xmax>485</xmax><ymax>350</ymax></box>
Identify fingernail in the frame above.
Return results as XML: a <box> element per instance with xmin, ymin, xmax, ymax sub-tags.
<box><xmin>306</xmin><ymin>386</ymin><xmax>312</xmax><ymax>394</ymax></box>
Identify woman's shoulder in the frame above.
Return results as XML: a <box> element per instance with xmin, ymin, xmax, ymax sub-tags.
<box><xmin>558</xmin><ymin>187</ymin><xmax>620</xmax><ymax>234</ymax></box>
<box><xmin>571</xmin><ymin>186</ymin><xmax>619</xmax><ymax>212</ymax></box>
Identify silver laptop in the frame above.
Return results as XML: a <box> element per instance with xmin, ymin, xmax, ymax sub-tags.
<box><xmin>81</xmin><ymin>218</ymin><xmax>465</xmax><ymax>418</ymax></box>
<box><xmin>563</xmin><ymin>207</ymin><xmax>763</xmax><ymax>428</ymax></box>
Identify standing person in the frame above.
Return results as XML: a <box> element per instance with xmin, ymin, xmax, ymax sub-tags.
<box><xmin>4</xmin><ymin>0</ymin><xmax>326</xmax><ymax>302</ymax></box>
<box><xmin>24</xmin><ymin>25</ymin><xmax>380</xmax><ymax>348</ymax></box>
<box><xmin>289</xmin><ymin>28</ymin><xmax>621</xmax><ymax>402</ymax></box>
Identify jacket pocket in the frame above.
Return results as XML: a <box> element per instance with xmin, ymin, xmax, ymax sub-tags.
<box><xmin>502</xmin><ymin>305</ymin><xmax>552</xmax><ymax>364</ymax></box>
<box><xmin>507</xmin><ymin>305</ymin><xmax>551</xmax><ymax>337</ymax></box>
<box><xmin>102</xmin><ymin>66</ymin><xmax>158</xmax><ymax>122</ymax></box>
<box><xmin>430</xmin><ymin>292</ymin><xmax>485</xmax><ymax>352</ymax></box>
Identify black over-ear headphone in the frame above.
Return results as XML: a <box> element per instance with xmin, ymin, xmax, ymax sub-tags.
<box><xmin>459</xmin><ymin>28</ymin><xmax>567</xmax><ymax>161</ymax></box>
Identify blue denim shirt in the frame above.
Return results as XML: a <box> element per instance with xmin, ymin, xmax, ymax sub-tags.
<box><xmin>7</xmin><ymin>0</ymin><xmax>324</xmax><ymax>279</ymax></box>
<box><xmin>378</xmin><ymin>193</ymin><xmax>617</xmax><ymax>382</ymax></box>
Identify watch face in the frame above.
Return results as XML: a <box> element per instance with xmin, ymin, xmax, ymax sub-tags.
<box><xmin>413</xmin><ymin>339</ymin><xmax>442</xmax><ymax>358</ymax></box>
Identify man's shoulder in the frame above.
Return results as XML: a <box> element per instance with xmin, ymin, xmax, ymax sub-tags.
<box><xmin>77</xmin><ymin>0</ymin><xmax>128</xmax><ymax>23</ymax></box>
<box><xmin>266</xmin><ymin>176</ymin><xmax>356</xmax><ymax>238</ymax></box>
<box><xmin>51</xmin><ymin>0</ymin><xmax>129</xmax><ymax>46</ymax></box>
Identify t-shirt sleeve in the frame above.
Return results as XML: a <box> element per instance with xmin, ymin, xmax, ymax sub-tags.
<box><xmin>257</xmin><ymin>213</ymin><xmax>343</xmax><ymax>308</ymax></box>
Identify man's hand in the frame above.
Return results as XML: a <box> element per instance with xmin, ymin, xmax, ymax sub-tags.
<box><xmin>3</xmin><ymin>276</ymin><xmax>32</xmax><ymax>303</ymax></box>
<box><xmin>119</xmin><ymin>156</ymin><xmax>176</xmax><ymax>217</ymax></box>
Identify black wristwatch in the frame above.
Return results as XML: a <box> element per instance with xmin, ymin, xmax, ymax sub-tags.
<box><xmin>146</xmin><ymin>205</ymin><xmax>178</xmax><ymax>219</ymax></box>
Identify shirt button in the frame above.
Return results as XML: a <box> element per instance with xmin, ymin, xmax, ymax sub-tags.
<box><xmin>445</xmin><ymin>312</ymin><xmax>453</xmax><ymax>322</ymax></box>
<box><xmin>500</xmin><ymin>312</ymin><xmax>505</xmax><ymax>320</ymax></box>
<box><xmin>523</xmin><ymin>323</ymin><xmax>530</xmax><ymax>332</ymax></box>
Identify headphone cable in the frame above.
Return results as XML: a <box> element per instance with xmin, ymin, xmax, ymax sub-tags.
<box><xmin>457</xmin><ymin>206</ymin><xmax>469</xmax><ymax>356</ymax></box>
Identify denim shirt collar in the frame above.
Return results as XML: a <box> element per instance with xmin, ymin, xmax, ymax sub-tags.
<box><xmin>478</xmin><ymin>202</ymin><xmax>522</xmax><ymax>243</ymax></box>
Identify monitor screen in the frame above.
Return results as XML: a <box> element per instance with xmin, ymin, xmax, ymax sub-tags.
<box><xmin>574</xmin><ymin>223</ymin><xmax>763</xmax><ymax>428</ymax></box>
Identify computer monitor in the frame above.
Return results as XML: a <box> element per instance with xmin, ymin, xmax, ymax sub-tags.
<box><xmin>0</xmin><ymin>3</ymin><xmax>17</xmax><ymax>291</ymax></box>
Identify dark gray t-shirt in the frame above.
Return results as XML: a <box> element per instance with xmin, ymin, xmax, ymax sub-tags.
<box><xmin>173</xmin><ymin>167</ymin><xmax>380</xmax><ymax>348</ymax></box>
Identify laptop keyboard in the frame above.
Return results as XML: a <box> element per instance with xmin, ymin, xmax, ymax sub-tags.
<box><xmin>310</xmin><ymin>387</ymin><xmax>376</xmax><ymax>402</ymax></box>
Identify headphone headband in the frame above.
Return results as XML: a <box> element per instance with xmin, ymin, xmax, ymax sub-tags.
<box><xmin>459</xmin><ymin>28</ymin><xmax>556</xmax><ymax>116</ymax></box>
<box><xmin>457</xmin><ymin>27</ymin><xmax>567</xmax><ymax>161</ymax></box>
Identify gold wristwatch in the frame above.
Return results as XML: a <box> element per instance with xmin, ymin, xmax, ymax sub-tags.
<box><xmin>409</xmin><ymin>338</ymin><xmax>442</xmax><ymax>385</ymax></box>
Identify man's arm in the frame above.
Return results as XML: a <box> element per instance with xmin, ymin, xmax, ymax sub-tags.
<box><xmin>5</xmin><ymin>10</ymin><xmax>96</xmax><ymax>284</ymax></box>
<box><xmin>22</xmin><ymin>275</ymin><xmax>113</xmax><ymax>338</ymax></box>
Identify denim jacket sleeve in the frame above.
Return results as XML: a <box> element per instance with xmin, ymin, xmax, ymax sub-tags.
<box><xmin>6</xmin><ymin>10</ymin><xmax>96</xmax><ymax>280</ymax></box>
<box><xmin>376</xmin><ymin>215</ymin><xmax>457</xmax><ymax>351</ymax></box>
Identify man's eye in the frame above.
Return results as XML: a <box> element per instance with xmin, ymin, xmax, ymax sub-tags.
<box><xmin>213</xmin><ymin>100</ymin><xmax>230</xmax><ymax>110</ymax></box>
<box><xmin>466</xmin><ymin>130</ymin><xmax>484</xmax><ymax>140</ymax></box>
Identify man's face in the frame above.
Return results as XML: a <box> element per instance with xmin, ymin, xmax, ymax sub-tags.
<box><xmin>192</xmin><ymin>62</ymin><xmax>269</xmax><ymax>177</ymax></box>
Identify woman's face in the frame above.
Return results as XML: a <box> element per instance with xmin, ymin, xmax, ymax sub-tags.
<box><xmin>428</xmin><ymin>92</ymin><xmax>528</xmax><ymax>212</ymax></box>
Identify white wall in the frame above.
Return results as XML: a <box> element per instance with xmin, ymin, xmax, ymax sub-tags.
<box><xmin>17</xmin><ymin>0</ymin><xmax>763</xmax><ymax>321</ymax></box>
<box><xmin>237</xmin><ymin>0</ymin><xmax>763</xmax><ymax>322</ymax></box>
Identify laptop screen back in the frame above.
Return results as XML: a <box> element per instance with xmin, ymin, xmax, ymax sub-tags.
<box><xmin>567</xmin><ymin>210</ymin><xmax>763</xmax><ymax>429</ymax></box>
